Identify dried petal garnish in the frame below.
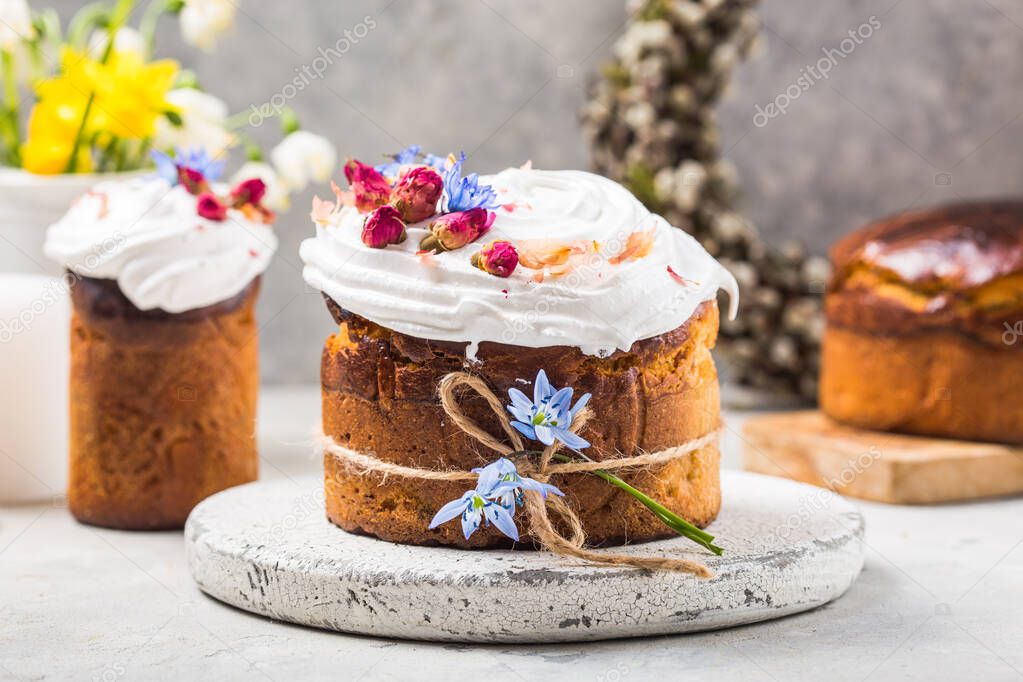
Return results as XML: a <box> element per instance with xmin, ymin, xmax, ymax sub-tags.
<box><xmin>667</xmin><ymin>265</ymin><xmax>699</xmax><ymax>287</ymax></box>
<box><xmin>609</xmin><ymin>229</ymin><xmax>656</xmax><ymax>265</ymax></box>
<box><xmin>415</xmin><ymin>249</ymin><xmax>438</xmax><ymax>266</ymax></box>
<box><xmin>85</xmin><ymin>190</ymin><xmax>109</xmax><ymax>219</ymax></box>
<box><xmin>331</xmin><ymin>180</ymin><xmax>355</xmax><ymax>208</ymax></box>
<box><xmin>516</xmin><ymin>239</ymin><xmax>574</xmax><ymax>270</ymax></box>
<box><xmin>516</xmin><ymin>239</ymin><xmax>595</xmax><ymax>279</ymax></box>
<box><xmin>500</xmin><ymin>199</ymin><xmax>532</xmax><ymax>213</ymax></box>
<box><xmin>310</xmin><ymin>195</ymin><xmax>336</xmax><ymax>225</ymax></box>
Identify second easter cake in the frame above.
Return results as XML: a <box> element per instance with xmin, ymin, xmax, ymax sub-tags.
<box><xmin>301</xmin><ymin>151</ymin><xmax>738</xmax><ymax>549</ymax></box>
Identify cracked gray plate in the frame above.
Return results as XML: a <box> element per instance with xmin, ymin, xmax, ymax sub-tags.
<box><xmin>185</xmin><ymin>471</ymin><xmax>864</xmax><ymax>643</ymax></box>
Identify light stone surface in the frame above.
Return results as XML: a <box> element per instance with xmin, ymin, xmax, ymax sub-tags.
<box><xmin>2</xmin><ymin>388</ymin><xmax>1022</xmax><ymax>680</ymax></box>
<box><xmin>185</xmin><ymin>472</ymin><xmax>864</xmax><ymax>643</ymax></box>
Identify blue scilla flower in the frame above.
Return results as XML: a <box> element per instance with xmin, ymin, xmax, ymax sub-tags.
<box><xmin>507</xmin><ymin>369</ymin><xmax>591</xmax><ymax>451</ymax></box>
<box><xmin>151</xmin><ymin>147</ymin><xmax>225</xmax><ymax>186</ymax></box>
<box><xmin>442</xmin><ymin>152</ymin><xmax>499</xmax><ymax>212</ymax></box>
<box><xmin>151</xmin><ymin>150</ymin><xmax>178</xmax><ymax>185</ymax></box>
<box><xmin>429</xmin><ymin>457</ymin><xmax>562</xmax><ymax>540</ymax></box>
<box><xmin>428</xmin><ymin>488</ymin><xmax>519</xmax><ymax>541</ymax></box>
<box><xmin>473</xmin><ymin>457</ymin><xmax>563</xmax><ymax>511</ymax></box>
<box><xmin>375</xmin><ymin>144</ymin><xmax>422</xmax><ymax>178</ymax></box>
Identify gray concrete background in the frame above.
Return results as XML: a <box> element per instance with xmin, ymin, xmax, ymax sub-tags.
<box><xmin>45</xmin><ymin>0</ymin><xmax>1023</xmax><ymax>383</ymax></box>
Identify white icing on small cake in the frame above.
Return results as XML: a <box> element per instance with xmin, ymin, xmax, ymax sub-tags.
<box><xmin>300</xmin><ymin>168</ymin><xmax>737</xmax><ymax>357</ymax></box>
<box><xmin>45</xmin><ymin>176</ymin><xmax>277</xmax><ymax>313</ymax></box>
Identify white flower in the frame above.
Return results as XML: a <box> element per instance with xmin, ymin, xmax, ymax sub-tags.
<box><xmin>179</xmin><ymin>0</ymin><xmax>236</xmax><ymax>51</ymax></box>
<box><xmin>87</xmin><ymin>27</ymin><xmax>146</xmax><ymax>58</ymax></box>
<box><xmin>232</xmin><ymin>161</ymin><xmax>289</xmax><ymax>211</ymax></box>
<box><xmin>0</xmin><ymin>0</ymin><xmax>35</xmax><ymax>51</ymax></box>
<box><xmin>154</xmin><ymin>88</ymin><xmax>236</xmax><ymax>159</ymax></box>
<box><xmin>270</xmin><ymin>131</ymin><xmax>337</xmax><ymax>194</ymax></box>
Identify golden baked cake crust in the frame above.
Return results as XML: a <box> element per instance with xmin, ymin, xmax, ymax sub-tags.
<box><xmin>322</xmin><ymin>299</ymin><xmax>723</xmax><ymax>549</ymax></box>
<box><xmin>821</xmin><ymin>201</ymin><xmax>1023</xmax><ymax>443</ymax></box>
<box><xmin>68</xmin><ymin>276</ymin><xmax>261</xmax><ymax>529</ymax></box>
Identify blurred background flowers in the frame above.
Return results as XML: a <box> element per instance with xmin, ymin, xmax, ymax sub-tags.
<box><xmin>0</xmin><ymin>0</ymin><xmax>335</xmax><ymax>210</ymax></box>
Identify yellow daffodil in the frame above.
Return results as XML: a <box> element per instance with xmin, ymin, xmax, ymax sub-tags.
<box><xmin>20</xmin><ymin>99</ymin><xmax>92</xmax><ymax>174</ymax></box>
<box><xmin>21</xmin><ymin>47</ymin><xmax>178</xmax><ymax>173</ymax></box>
<box><xmin>91</xmin><ymin>50</ymin><xmax>179</xmax><ymax>138</ymax></box>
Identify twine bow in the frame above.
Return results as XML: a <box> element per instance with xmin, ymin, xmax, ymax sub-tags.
<box><xmin>322</xmin><ymin>371</ymin><xmax>718</xmax><ymax>578</ymax></box>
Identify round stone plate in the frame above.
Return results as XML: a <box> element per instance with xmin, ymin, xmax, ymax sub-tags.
<box><xmin>186</xmin><ymin>471</ymin><xmax>864</xmax><ymax>643</ymax></box>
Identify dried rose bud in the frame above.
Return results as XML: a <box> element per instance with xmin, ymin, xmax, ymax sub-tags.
<box><xmin>471</xmin><ymin>240</ymin><xmax>518</xmax><ymax>278</ymax></box>
<box><xmin>361</xmin><ymin>205</ymin><xmax>407</xmax><ymax>248</ymax></box>
<box><xmin>196</xmin><ymin>192</ymin><xmax>228</xmax><ymax>221</ymax></box>
<box><xmin>231</xmin><ymin>178</ymin><xmax>267</xmax><ymax>207</ymax></box>
<box><xmin>344</xmin><ymin>159</ymin><xmax>391</xmax><ymax>213</ymax></box>
<box><xmin>419</xmin><ymin>207</ymin><xmax>495</xmax><ymax>253</ymax></box>
<box><xmin>178</xmin><ymin>166</ymin><xmax>208</xmax><ymax>195</ymax></box>
<box><xmin>389</xmin><ymin>166</ymin><xmax>443</xmax><ymax>223</ymax></box>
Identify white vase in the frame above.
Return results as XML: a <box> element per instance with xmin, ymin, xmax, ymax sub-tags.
<box><xmin>0</xmin><ymin>169</ymin><xmax>141</xmax><ymax>503</ymax></box>
<box><xmin>0</xmin><ymin>168</ymin><xmax>144</xmax><ymax>275</ymax></box>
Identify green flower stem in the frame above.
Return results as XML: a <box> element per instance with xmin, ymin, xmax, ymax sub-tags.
<box><xmin>133</xmin><ymin>137</ymin><xmax>153</xmax><ymax>169</ymax></box>
<box><xmin>67</xmin><ymin>3</ymin><xmax>110</xmax><ymax>51</ymax></box>
<box><xmin>233</xmin><ymin>130</ymin><xmax>263</xmax><ymax>161</ymax></box>
<box><xmin>0</xmin><ymin>50</ymin><xmax>21</xmax><ymax>166</ymax></box>
<box><xmin>2</xmin><ymin>51</ymin><xmax>20</xmax><ymax>116</ymax></box>
<box><xmin>64</xmin><ymin>92</ymin><xmax>96</xmax><ymax>173</ymax></box>
<box><xmin>544</xmin><ymin>451</ymin><xmax>724</xmax><ymax>555</ymax></box>
<box><xmin>65</xmin><ymin>0</ymin><xmax>136</xmax><ymax>173</ymax></box>
<box><xmin>140</xmin><ymin>0</ymin><xmax>184</xmax><ymax>57</ymax></box>
<box><xmin>102</xmin><ymin>0</ymin><xmax>137</xmax><ymax>61</ymax></box>
<box><xmin>97</xmin><ymin>135</ymin><xmax>114</xmax><ymax>172</ymax></box>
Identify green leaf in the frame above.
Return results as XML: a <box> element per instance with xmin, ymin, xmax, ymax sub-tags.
<box><xmin>163</xmin><ymin>109</ymin><xmax>183</xmax><ymax>127</ymax></box>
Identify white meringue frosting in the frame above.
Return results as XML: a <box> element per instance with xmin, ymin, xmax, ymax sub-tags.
<box><xmin>45</xmin><ymin>176</ymin><xmax>277</xmax><ymax>313</ymax></box>
<box><xmin>300</xmin><ymin>167</ymin><xmax>737</xmax><ymax>357</ymax></box>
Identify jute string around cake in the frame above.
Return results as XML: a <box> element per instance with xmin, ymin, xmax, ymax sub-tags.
<box><xmin>320</xmin><ymin>372</ymin><xmax>721</xmax><ymax>578</ymax></box>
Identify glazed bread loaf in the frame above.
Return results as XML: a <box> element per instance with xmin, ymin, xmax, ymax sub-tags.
<box><xmin>821</xmin><ymin>201</ymin><xmax>1023</xmax><ymax>443</ymax></box>
<box><xmin>322</xmin><ymin>298</ymin><xmax>722</xmax><ymax>549</ymax></box>
<box><xmin>68</xmin><ymin>276</ymin><xmax>261</xmax><ymax>529</ymax></box>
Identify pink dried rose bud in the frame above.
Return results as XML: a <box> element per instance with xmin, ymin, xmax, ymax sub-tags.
<box><xmin>231</xmin><ymin>178</ymin><xmax>267</xmax><ymax>207</ymax></box>
<box><xmin>344</xmin><ymin>159</ymin><xmax>391</xmax><ymax>213</ymax></box>
<box><xmin>419</xmin><ymin>207</ymin><xmax>496</xmax><ymax>253</ymax></box>
<box><xmin>196</xmin><ymin>192</ymin><xmax>228</xmax><ymax>221</ymax></box>
<box><xmin>389</xmin><ymin>166</ymin><xmax>443</xmax><ymax>223</ymax></box>
<box><xmin>195</xmin><ymin>192</ymin><xmax>228</xmax><ymax>221</ymax></box>
<box><xmin>178</xmin><ymin>166</ymin><xmax>208</xmax><ymax>195</ymax></box>
<box><xmin>361</xmin><ymin>205</ymin><xmax>407</xmax><ymax>248</ymax></box>
<box><xmin>471</xmin><ymin>240</ymin><xmax>519</xmax><ymax>278</ymax></box>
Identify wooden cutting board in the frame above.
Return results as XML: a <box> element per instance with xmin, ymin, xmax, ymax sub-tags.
<box><xmin>742</xmin><ymin>411</ymin><xmax>1023</xmax><ymax>504</ymax></box>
